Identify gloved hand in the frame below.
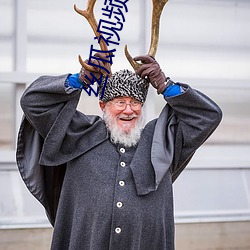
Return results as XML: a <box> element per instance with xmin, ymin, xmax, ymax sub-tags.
<box><xmin>134</xmin><ymin>55</ymin><xmax>167</xmax><ymax>94</ymax></box>
<box><xmin>79</xmin><ymin>52</ymin><xmax>108</xmax><ymax>86</ymax></box>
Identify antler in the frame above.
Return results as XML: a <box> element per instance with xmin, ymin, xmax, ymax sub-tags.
<box><xmin>125</xmin><ymin>0</ymin><xmax>168</xmax><ymax>70</ymax></box>
<box><xmin>74</xmin><ymin>0</ymin><xmax>111</xmax><ymax>75</ymax></box>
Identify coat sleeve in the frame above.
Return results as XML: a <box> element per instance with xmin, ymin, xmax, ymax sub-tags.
<box><xmin>164</xmin><ymin>84</ymin><xmax>223</xmax><ymax>182</ymax></box>
<box><xmin>20</xmin><ymin>74</ymin><xmax>81</xmax><ymax>139</ymax></box>
<box><xmin>20</xmin><ymin>74</ymin><xmax>107</xmax><ymax>166</ymax></box>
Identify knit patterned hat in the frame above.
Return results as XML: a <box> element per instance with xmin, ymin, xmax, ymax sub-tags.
<box><xmin>99</xmin><ymin>69</ymin><xmax>149</xmax><ymax>103</ymax></box>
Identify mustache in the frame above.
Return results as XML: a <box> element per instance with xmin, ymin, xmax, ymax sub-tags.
<box><xmin>117</xmin><ymin>114</ymin><xmax>138</xmax><ymax>119</ymax></box>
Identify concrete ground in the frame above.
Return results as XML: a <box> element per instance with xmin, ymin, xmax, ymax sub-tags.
<box><xmin>0</xmin><ymin>221</ymin><xmax>250</xmax><ymax>250</ymax></box>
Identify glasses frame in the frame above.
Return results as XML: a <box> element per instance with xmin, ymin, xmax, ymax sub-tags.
<box><xmin>108</xmin><ymin>99</ymin><xmax>143</xmax><ymax>111</ymax></box>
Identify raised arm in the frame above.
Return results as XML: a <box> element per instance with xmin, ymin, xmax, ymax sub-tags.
<box><xmin>165</xmin><ymin>84</ymin><xmax>222</xmax><ymax>180</ymax></box>
<box><xmin>134</xmin><ymin>55</ymin><xmax>222</xmax><ymax>181</ymax></box>
<box><xmin>20</xmin><ymin>74</ymin><xmax>81</xmax><ymax>138</ymax></box>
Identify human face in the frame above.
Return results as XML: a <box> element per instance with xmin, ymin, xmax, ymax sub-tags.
<box><xmin>99</xmin><ymin>97</ymin><xmax>142</xmax><ymax>133</ymax></box>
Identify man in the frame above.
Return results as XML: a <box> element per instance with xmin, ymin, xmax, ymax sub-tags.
<box><xmin>16</xmin><ymin>55</ymin><xmax>222</xmax><ymax>249</ymax></box>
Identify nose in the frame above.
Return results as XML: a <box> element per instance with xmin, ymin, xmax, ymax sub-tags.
<box><xmin>122</xmin><ymin>103</ymin><xmax>134</xmax><ymax>115</ymax></box>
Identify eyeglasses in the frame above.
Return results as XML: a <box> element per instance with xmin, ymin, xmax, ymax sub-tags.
<box><xmin>109</xmin><ymin>100</ymin><xmax>142</xmax><ymax>111</ymax></box>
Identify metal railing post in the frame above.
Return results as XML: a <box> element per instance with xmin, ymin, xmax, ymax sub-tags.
<box><xmin>13</xmin><ymin>0</ymin><xmax>27</xmax><ymax>146</ymax></box>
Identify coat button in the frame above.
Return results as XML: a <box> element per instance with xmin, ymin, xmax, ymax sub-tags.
<box><xmin>120</xmin><ymin>162</ymin><xmax>126</xmax><ymax>167</ymax></box>
<box><xmin>119</xmin><ymin>181</ymin><xmax>125</xmax><ymax>186</ymax></box>
<box><xmin>116</xmin><ymin>202</ymin><xmax>123</xmax><ymax>208</ymax></box>
<box><xmin>115</xmin><ymin>227</ymin><xmax>122</xmax><ymax>234</ymax></box>
<box><xmin>120</xmin><ymin>148</ymin><xmax>125</xmax><ymax>153</ymax></box>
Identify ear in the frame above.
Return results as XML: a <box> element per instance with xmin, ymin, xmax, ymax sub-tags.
<box><xmin>99</xmin><ymin>101</ymin><xmax>106</xmax><ymax>111</ymax></box>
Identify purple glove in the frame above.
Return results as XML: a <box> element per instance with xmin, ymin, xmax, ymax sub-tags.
<box><xmin>134</xmin><ymin>55</ymin><xmax>167</xmax><ymax>94</ymax></box>
<box><xmin>79</xmin><ymin>52</ymin><xmax>108</xmax><ymax>85</ymax></box>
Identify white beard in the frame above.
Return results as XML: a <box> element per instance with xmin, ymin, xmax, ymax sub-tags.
<box><xmin>103</xmin><ymin>109</ymin><xmax>145</xmax><ymax>147</ymax></box>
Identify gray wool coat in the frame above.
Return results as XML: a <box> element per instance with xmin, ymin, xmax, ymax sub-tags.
<box><xmin>16</xmin><ymin>74</ymin><xmax>222</xmax><ymax>250</ymax></box>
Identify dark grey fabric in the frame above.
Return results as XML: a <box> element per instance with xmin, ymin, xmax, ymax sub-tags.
<box><xmin>16</xmin><ymin>75</ymin><xmax>222</xmax><ymax>250</ymax></box>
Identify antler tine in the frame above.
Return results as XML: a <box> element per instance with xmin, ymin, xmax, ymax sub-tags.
<box><xmin>148</xmin><ymin>0</ymin><xmax>168</xmax><ymax>57</ymax></box>
<box><xmin>125</xmin><ymin>0</ymin><xmax>168</xmax><ymax>70</ymax></box>
<box><xmin>74</xmin><ymin>0</ymin><xmax>111</xmax><ymax>75</ymax></box>
<box><xmin>124</xmin><ymin>45</ymin><xmax>141</xmax><ymax>71</ymax></box>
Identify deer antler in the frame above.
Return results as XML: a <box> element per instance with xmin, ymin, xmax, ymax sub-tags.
<box><xmin>74</xmin><ymin>0</ymin><xmax>111</xmax><ymax>75</ymax></box>
<box><xmin>125</xmin><ymin>0</ymin><xmax>168</xmax><ymax>70</ymax></box>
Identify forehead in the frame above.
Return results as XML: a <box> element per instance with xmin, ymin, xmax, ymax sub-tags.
<box><xmin>112</xmin><ymin>96</ymin><xmax>138</xmax><ymax>102</ymax></box>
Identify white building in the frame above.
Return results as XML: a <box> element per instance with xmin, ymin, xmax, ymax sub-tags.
<box><xmin>0</xmin><ymin>0</ymin><xmax>250</xmax><ymax>249</ymax></box>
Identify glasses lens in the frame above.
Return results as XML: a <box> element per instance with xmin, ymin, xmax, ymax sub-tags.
<box><xmin>130</xmin><ymin>103</ymin><xmax>141</xmax><ymax>110</ymax></box>
<box><xmin>115</xmin><ymin>101</ymin><xmax>126</xmax><ymax>110</ymax></box>
<box><xmin>113</xmin><ymin>101</ymin><xmax>142</xmax><ymax>110</ymax></box>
